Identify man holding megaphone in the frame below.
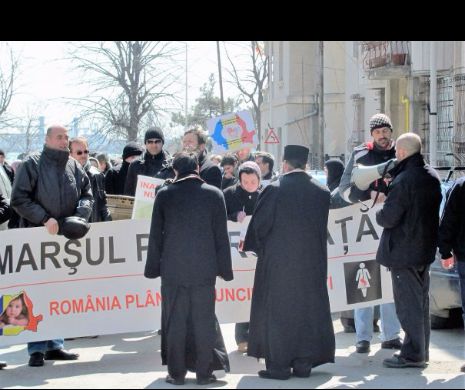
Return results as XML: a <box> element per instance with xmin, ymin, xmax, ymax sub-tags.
<box><xmin>338</xmin><ymin>113</ymin><xmax>402</xmax><ymax>355</ymax></box>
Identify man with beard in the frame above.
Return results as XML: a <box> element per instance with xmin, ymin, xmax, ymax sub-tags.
<box><xmin>338</xmin><ymin>113</ymin><xmax>401</xmax><ymax>354</ymax></box>
<box><xmin>243</xmin><ymin>145</ymin><xmax>335</xmax><ymax>380</ymax></box>
<box><xmin>182</xmin><ymin>127</ymin><xmax>222</xmax><ymax>189</ymax></box>
<box><xmin>124</xmin><ymin>127</ymin><xmax>174</xmax><ymax>196</ymax></box>
<box><xmin>144</xmin><ymin>152</ymin><xmax>233</xmax><ymax>385</ymax></box>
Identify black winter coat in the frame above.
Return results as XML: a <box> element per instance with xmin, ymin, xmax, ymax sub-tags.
<box><xmin>124</xmin><ymin>151</ymin><xmax>174</xmax><ymax>196</ymax></box>
<box><xmin>223</xmin><ymin>183</ymin><xmax>259</xmax><ymax>221</ymax></box>
<box><xmin>376</xmin><ymin>153</ymin><xmax>442</xmax><ymax>268</ymax></box>
<box><xmin>11</xmin><ymin>146</ymin><xmax>93</xmax><ymax>227</ymax></box>
<box><xmin>105</xmin><ymin>161</ymin><xmax>130</xmax><ymax>196</ymax></box>
<box><xmin>199</xmin><ymin>152</ymin><xmax>222</xmax><ymax>189</ymax></box>
<box><xmin>438</xmin><ymin>176</ymin><xmax>465</xmax><ymax>261</ymax></box>
<box><xmin>243</xmin><ymin>171</ymin><xmax>335</xmax><ymax>367</ymax></box>
<box><xmin>144</xmin><ymin>175</ymin><xmax>233</xmax><ymax>285</ymax></box>
<box><xmin>84</xmin><ymin>163</ymin><xmax>112</xmax><ymax>223</ymax></box>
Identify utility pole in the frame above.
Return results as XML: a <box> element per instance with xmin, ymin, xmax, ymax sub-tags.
<box><xmin>429</xmin><ymin>41</ymin><xmax>437</xmax><ymax>166</ymax></box>
<box><xmin>217</xmin><ymin>41</ymin><xmax>225</xmax><ymax>114</ymax></box>
<box><xmin>318</xmin><ymin>41</ymin><xmax>325</xmax><ymax>169</ymax></box>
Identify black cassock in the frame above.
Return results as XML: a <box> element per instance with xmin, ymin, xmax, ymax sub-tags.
<box><xmin>243</xmin><ymin>171</ymin><xmax>335</xmax><ymax>369</ymax></box>
<box><xmin>144</xmin><ymin>176</ymin><xmax>233</xmax><ymax>378</ymax></box>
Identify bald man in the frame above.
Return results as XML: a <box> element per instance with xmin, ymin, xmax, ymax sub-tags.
<box><xmin>11</xmin><ymin>125</ymin><xmax>93</xmax><ymax>367</ymax></box>
<box><xmin>375</xmin><ymin>133</ymin><xmax>442</xmax><ymax>369</ymax></box>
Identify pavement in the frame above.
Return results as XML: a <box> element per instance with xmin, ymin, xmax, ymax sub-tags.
<box><xmin>1</xmin><ymin>318</ymin><xmax>464</xmax><ymax>388</ymax></box>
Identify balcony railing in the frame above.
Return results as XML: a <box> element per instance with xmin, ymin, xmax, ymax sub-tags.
<box><xmin>360</xmin><ymin>41</ymin><xmax>410</xmax><ymax>79</ymax></box>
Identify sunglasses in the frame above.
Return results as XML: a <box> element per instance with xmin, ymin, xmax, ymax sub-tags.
<box><xmin>146</xmin><ymin>139</ymin><xmax>162</xmax><ymax>145</ymax></box>
<box><xmin>76</xmin><ymin>150</ymin><xmax>90</xmax><ymax>156</ymax></box>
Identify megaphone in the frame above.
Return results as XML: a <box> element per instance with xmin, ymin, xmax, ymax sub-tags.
<box><xmin>351</xmin><ymin>159</ymin><xmax>397</xmax><ymax>191</ymax></box>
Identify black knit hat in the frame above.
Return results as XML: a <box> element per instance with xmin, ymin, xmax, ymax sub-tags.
<box><xmin>369</xmin><ymin>113</ymin><xmax>392</xmax><ymax>133</ymax></box>
<box><xmin>283</xmin><ymin>145</ymin><xmax>309</xmax><ymax>165</ymax></box>
<box><xmin>144</xmin><ymin>127</ymin><xmax>165</xmax><ymax>144</ymax></box>
<box><xmin>122</xmin><ymin>141</ymin><xmax>144</xmax><ymax>160</ymax></box>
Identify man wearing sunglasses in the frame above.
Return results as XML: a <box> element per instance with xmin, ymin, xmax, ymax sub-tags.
<box><xmin>124</xmin><ymin>127</ymin><xmax>174</xmax><ymax>196</ymax></box>
<box><xmin>70</xmin><ymin>137</ymin><xmax>112</xmax><ymax>223</ymax></box>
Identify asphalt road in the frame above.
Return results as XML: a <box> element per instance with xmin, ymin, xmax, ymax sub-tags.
<box><xmin>1</xmin><ymin>319</ymin><xmax>464</xmax><ymax>388</ymax></box>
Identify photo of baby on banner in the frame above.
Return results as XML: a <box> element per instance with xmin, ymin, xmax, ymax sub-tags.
<box><xmin>0</xmin><ymin>292</ymin><xmax>43</xmax><ymax>335</ymax></box>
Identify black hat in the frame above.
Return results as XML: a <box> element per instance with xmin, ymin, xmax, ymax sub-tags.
<box><xmin>122</xmin><ymin>141</ymin><xmax>144</xmax><ymax>160</ymax></box>
<box><xmin>144</xmin><ymin>127</ymin><xmax>165</xmax><ymax>144</ymax></box>
<box><xmin>59</xmin><ymin>216</ymin><xmax>90</xmax><ymax>240</ymax></box>
<box><xmin>283</xmin><ymin>145</ymin><xmax>309</xmax><ymax>164</ymax></box>
<box><xmin>369</xmin><ymin>113</ymin><xmax>392</xmax><ymax>133</ymax></box>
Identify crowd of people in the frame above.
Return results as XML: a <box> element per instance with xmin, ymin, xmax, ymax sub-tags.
<box><xmin>0</xmin><ymin>115</ymin><xmax>464</xmax><ymax>382</ymax></box>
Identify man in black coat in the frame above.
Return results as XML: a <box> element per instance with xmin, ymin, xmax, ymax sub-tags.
<box><xmin>182</xmin><ymin>127</ymin><xmax>222</xmax><ymax>189</ymax></box>
<box><xmin>438</xmin><ymin>175</ymin><xmax>465</xmax><ymax>373</ymax></box>
<box><xmin>70</xmin><ymin>137</ymin><xmax>112</xmax><ymax>223</ymax></box>
<box><xmin>144</xmin><ymin>152</ymin><xmax>233</xmax><ymax>386</ymax></box>
<box><xmin>376</xmin><ymin>133</ymin><xmax>442</xmax><ymax>368</ymax></box>
<box><xmin>243</xmin><ymin>145</ymin><xmax>335</xmax><ymax>380</ymax></box>
<box><xmin>11</xmin><ymin>124</ymin><xmax>93</xmax><ymax>368</ymax></box>
<box><xmin>105</xmin><ymin>141</ymin><xmax>144</xmax><ymax>195</ymax></box>
<box><xmin>124</xmin><ymin>127</ymin><xmax>174</xmax><ymax>196</ymax></box>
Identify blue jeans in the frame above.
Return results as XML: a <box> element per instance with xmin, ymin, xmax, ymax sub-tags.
<box><xmin>354</xmin><ymin>303</ymin><xmax>400</xmax><ymax>342</ymax></box>
<box><xmin>457</xmin><ymin>260</ymin><xmax>465</xmax><ymax>323</ymax></box>
<box><xmin>28</xmin><ymin>339</ymin><xmax>64</xmax><ymax>355</ymax></box>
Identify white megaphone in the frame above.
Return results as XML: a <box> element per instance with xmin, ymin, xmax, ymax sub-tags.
<box><xmin>351</xmin><ymin>159</ymin><xmax>398</xmax><ymax>191</ymax></box>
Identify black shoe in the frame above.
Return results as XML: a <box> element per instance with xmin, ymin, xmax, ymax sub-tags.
<box><xmin>44</xmin><ymin>349</ymin><xmax>79</xmax><ymax>361</ymax></box>
<box><xmin>258</xmin><ymin>370</ymin><xmax>290</xmax><ymax>380</ymax></box>
<box><xmin>381</xmin><ymin>338</ymin><xmax>402</xmax><ymax>350</ymax></box>
<box><xmin>29</xmin><ymin>352</ymin><xmax>45</xmax><ymax>367</ymax></box>
<box><xmin>461</xmin><ymin>363</ymin><xmax>465</xmax><ymax>373</ymax></box>
<box><xmin>196</xmin><ymin>374</ymin><xmax>217</xmax><ymax>385</ymax></box>
<box><xmin>356</xmin><ymin>340</ymin><xmax>370</xmax><ymax>353</ymax></box>
<box><xmin>341</xmin><ymin>317</ymin><xmax>356</xmax><ymax>333</ymax></box>
<box><xmin>165</xmin><ymin>375</ymin><xmax>185</xmax><ymax>385</ymax></box>
<box><xmin>0</xmin><ymin>361</ymin><xmax>7</xmax><ymax>369</ymax></box>
<box><xmin>383</xmin><ymin>355</ymin><xmax>426</xmax><ymax>368</ymax></box>
<box><xmin>293</xmin><ymin>369</ymin><xmax>311</xmax><ymax>378</ymax></box>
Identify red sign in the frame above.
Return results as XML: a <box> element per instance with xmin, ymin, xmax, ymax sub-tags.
<box><xmin>264</xmin><ymin>128</ymin><xmax>280</xmax><ymax>144</ymax></box>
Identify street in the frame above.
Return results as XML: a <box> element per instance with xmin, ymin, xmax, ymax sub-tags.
<box><xmin>1</xmin><ymin>318</ymin><xmax>464</xmax><ymax>388</ymax></box>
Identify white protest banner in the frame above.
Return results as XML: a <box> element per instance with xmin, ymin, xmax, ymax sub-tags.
<box><xmin>131</xmin><ymin>175</ymin><xmax>165</xmax><ymax>220</ymax></box>
<box><xmin>326</xmin><ymin>203</ymin><xmax>393</xmax><ymax>312</ymax></box>
<box><xmin>207</xmin><ymin>110</ymin><xmax>257</xmax><ymax>154</ymax></box>
<box><xmin>0</xmin><ymin>204</ymin><xmax>391</xmax><ymax>347</ymax></box>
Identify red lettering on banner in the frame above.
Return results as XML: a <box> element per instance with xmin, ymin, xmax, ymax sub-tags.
<box><xmin>50</xmin><ymin>301</ymin><xmax>59</xmax><ymax>315</ymax></box>
<box><xmin>126</xmin><ymin>294</ymin><xmax>135</xmax><ymax>308</ymax></box>
<box><xmin>143</xmin><ymin>190</ymin><xmax>155</xmax><ymax>199</ymax></box>
<box><xmin>327</xmin><ymin>276</ymin><xmax>333</xmax><ymax>290</ymax></box>
<box><xmin>140</xmin><ymin>182</ymin><xmax>156</xmax><ymax>190</ymax></box>
<box><xmin>215</xmin><ymin>288</ymin><xmax>253</xmax><ymax>302</ymax></box>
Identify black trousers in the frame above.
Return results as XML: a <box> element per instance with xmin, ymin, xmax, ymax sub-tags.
<box><xmin>391</xmin><ymin>265</ymin><xmax>430</xmax><ymax>362</ymax></box>
<box><xmin>162</xmin><ymin>284</ymin><xmax>216</xmax><ymax>379</ymax></box>
<box><xmin>265</xmin><ymin>357</ymin><xmax>312</xmax><ymax>377</ymax></box>
<box><xmin>235</xmin><ymin>322</ymin><xmax>249</xmax><ymax>344</ymax></box>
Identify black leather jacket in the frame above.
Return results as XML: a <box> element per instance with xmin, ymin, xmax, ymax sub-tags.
<box><xmin>11</xmin><ymin>146</ymin><xmax>93</xmax><ymax>227</ymax></box>
<box><xmin>84</xmin><ymin>162</ymin><xmax>112</xmax><ymax>223</ymax></box>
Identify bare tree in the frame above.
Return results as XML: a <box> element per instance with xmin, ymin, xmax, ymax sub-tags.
<box><xmin>0</xmin><ymin>44</ymin><xmax>19</xmax><ymax>126</ymax></box>
<box><xmin>68</xmin><ymin>41</ymin><xmax>181</xmax><ymax>142</ymax></box>
<box><xmin>223</xmin><ymin>41</ymin><xmax>267</xmax><ymax>149</ymax></box>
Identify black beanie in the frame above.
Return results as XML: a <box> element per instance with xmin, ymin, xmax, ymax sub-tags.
<box><xmin>324</xmin><ymin>158</ymin><xmax>345</xmax><ymax>191</ymax></box>
<box><xmin>144</xmin><ymin>127</ymin><xmax>165</xmax><ymax>144</ymax></box>
<box><xmin>122</xmin><ymin>141</ymin><xmax>144</xmax><ymax>160</ymax></box>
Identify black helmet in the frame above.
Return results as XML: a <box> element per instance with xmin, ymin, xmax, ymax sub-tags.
<box><xmin>59</xmin><ymin>216</ymin><xmax>90</xmax><ymax>240</ymax></box>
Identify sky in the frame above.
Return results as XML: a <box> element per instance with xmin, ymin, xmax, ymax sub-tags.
<box><xmin>3</xmin><ymin>41</ymin><xmax>251</xmax><ymax>132</ymax></box>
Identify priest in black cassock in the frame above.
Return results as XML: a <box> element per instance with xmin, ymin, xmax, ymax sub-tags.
<box><xmin>243</xmin><ymin>144</ymin><xmax>335</xmax><ymax>380</ymax></box>
<box><xmin>144</xmin><ymin>152</ymin><xmax>233</xmax><ymax>386</ymax></box>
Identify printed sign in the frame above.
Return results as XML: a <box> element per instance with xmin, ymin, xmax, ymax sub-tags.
<box><xmin>131</xmin><ymin>175</ymin><xmax>165</xmax><ymax>220</ymax></box>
